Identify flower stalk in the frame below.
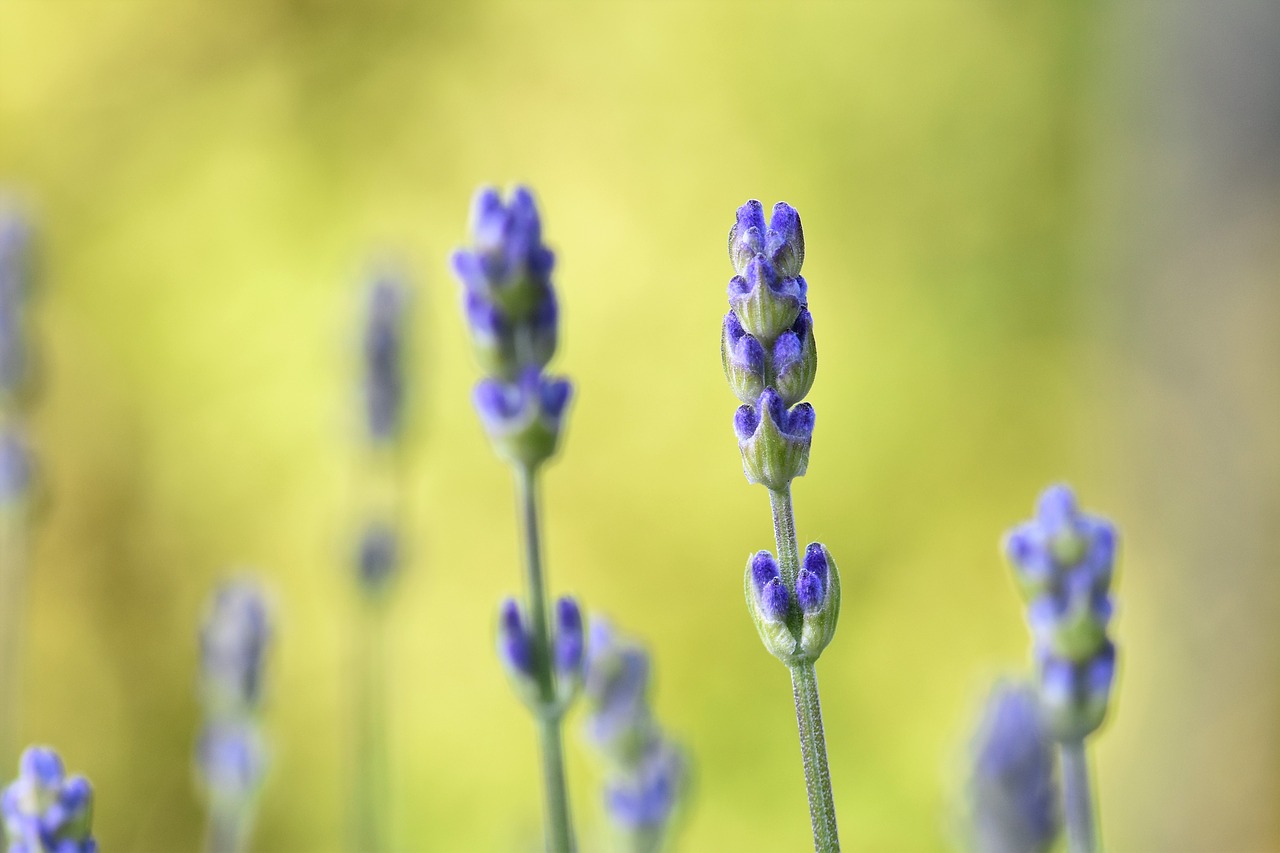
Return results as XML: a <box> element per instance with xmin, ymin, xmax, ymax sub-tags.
<box><xmin>453</xmin><ymin>186</ymin><xmax>584</xmax><ymax>852</ymax></box>
<box><xmin>723</xmin><ymin>200</ymin><xmax>840</xmax><ymax>851</ymax></box>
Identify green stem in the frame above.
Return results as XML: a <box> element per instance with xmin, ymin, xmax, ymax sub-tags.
<box><xmin>206</xmin><ymin>801</ymin><xmax>252</xmax><ymax>853</ymax></box>
<box><xmin>1060</xmin><ymin>739</ymin><xmax>1098</xmax><ymax>853</ymax></box>
<box><xmin>354</xmin><ymin>597</ymin><xmax>390</xmax><ymax>852</ymax></box>
<box><xmin>516</xmin><ymin>466</ymin><xmax>575</xmax><ymax>853</ymax></box>
<box><xmin>768</xmin><ymin>487</ymin><xmax>840</xmax><ymax>853</ymax></box>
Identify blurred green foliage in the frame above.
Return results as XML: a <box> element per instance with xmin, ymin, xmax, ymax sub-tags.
<box><xmin>1</xmin><ymin>2</ymin><xmax>1275</xmax><ymax>851</ymax></box>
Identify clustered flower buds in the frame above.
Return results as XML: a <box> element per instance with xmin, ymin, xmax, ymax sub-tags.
<box><xmin>453</xmin><ymin>187</ymin><xmax>571</xmax><ymax>470</ymax></box>
<box><xmin>196</xmin><ymin>579</ymin><xmax>272</xmax><ymax>811</ymax></box>
<box><xmin>497</xmin><ymin>595</ymin><xmax>585</xmax><ymax>713</ymax></box>
<box><xmin>2</xmin><ymin>746</ymin><xmax>97</xmax><ymax>853</ymax></box>
<box><xmin>744</xmin><ymin>543</ymin><xmax>841</xmax><ymax>665</ymax></box>
<box><xmin>967</xmin><ymin>682</ymin><xmax>1060</xmax><ymax>853</ymax></box>
<box><xmin>1004</xmin><ymin>485</ymin><xmax>1118</xmax><ymax>742</ymax></box>
<box><xmin>723</xmin><ymin>201</ymin><xmax>816</xmax><ymax>490</ymax></box>
<box><xmin>582</xmin><ymin>619</ymin><xmax>687</xmax><ymax>846</ymax></box>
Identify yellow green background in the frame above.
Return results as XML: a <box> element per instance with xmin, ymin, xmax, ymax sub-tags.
<box><xmin>2</xmin><ymin>2</ymin><xmax>1276</xmax><ymax>850</ymax></box>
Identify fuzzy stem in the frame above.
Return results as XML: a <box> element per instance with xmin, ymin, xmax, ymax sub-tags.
<box><xmin>206</xmin><ymin>801</ymin><xmax>252</xmax><ymax>853</ymax></box>
<box><xmin>354</xmin><ymin>597</ymin><xmax>391</xmax><ymax>852</ymax></box>
<box><xmin>768</xmin><ymin>487</ymin><xmax>840</xmax><ymax>852</ymax></box>
<box><xmin>1060</xmin><ymin>739</ymin><xmax>1098</xmax><ymax>853</ymax></box>
<box><xmin>516</xmin><ymin>466</ymin><xmax>575</xmax><ymax>853</ymax></box>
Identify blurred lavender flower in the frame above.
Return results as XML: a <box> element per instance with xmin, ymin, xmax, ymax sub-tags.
<box><xmin>363</xmin><ymin>277</ymin><xmax>407</xmax><ymax>443</ymax></box>
<box><xmin>0</xmin><ymin>211</ymin><xmax>31</xmax><ymax>400</ymax></box>
<box><xmin>967</xmin><ymin>682</ymin><xmax>1060</xmax><ymax>853</ymax></box>
<box><xmin>453</xmin><ymin>187</ymin><xmax>572</xmax><ymax>469</ymax></box>
<box><xmin>452</xmin><ymin>185</ymin><xmax>581</xmax><ymax>850</ymax></box>
<box><xmin>583</xmin><ymin>619</ymin><xmax>688</xmax><ymax>851</ymax></box>
<box><xmin>1003</xmin><ymin>485</ymin><xmax>1118</xmax><ymax>742</ymax></box>
<box><xmin>199</xmin><ymin>580</ymin><xmax>271</xmax><ymax>717</ymax></box>
<box><xmin>356</xmin><ymin>522</ymin><xmax>399</xmax><ymax>592</ymax></box>
<box><xmin>196</xmin><ymin>579</ymin><xmax>271</xmax><ymax>853</ymax></box>
<box><xmin>1</xmin><ymin>746</ymin><xmax>96</xmax><ymax>853</ymax></box>
<box><xmin>1004</xmin><ymin>485</ymin><xmax>1119</xmax><ymax>853</ymax></box>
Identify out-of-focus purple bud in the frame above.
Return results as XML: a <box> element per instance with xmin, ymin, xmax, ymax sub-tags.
<box><xmin>498</xmin><ymin>598</ymin><xmax>535</xmax><ymax>679</ymax></box>
<box><xmin>200</xmin><ymin>579</ymin><xmax>271</xmax><ymax>716</ymax></box>
<box><xmin>473</xmin><ymin>368</ymin><xmax>572</xmax><ymax>468</ymax></box>
<box><xmin>2</xmin><ymin>746</ymin><xmax>96</xmax><ymax>853</ymax></box>
<box><xmin>603</xmin><ymin>741</ymin><xmax>687</xmax><ymax>833</ymax></box>
<box><xmin>554</xmin><ymin>596</ymin><xmax>584</xmax><ymax>676</ymax></box>
<box><xmin>196</xmin><ymin>720</ymin><xmax>267</xmax><ymax>809</ymax></box>
<box><xmin>356</xmin><ymin>523</ymin><xmax>398</xmax><ymax>592</ymax></box>
<box><xmin>362</xmin><ymin>277</ymin><xmax>407</xmax><ymax>442</ymax></box>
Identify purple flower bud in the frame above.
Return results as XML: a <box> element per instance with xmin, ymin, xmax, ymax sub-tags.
<box><xmin>765</xmin><ymin>202</ymin><xmax>805</xmax><ymax>279</ymax></box>
<box><xmin>748</xmin><ymin>550</ymin><xmax>780</xmax><ymax>593</ymax></box>
<box><xmin>796</xmin><ymin>570</ymin><xmax>825</xmax><ymax>613</ymax></box>
<box><xmin>20</xmin><ymin>748</ymin><xmax>62</xmax><ymax>790</ymax></box>
<box><xmin>802</xmin><ymin>542</ymin><xmax>829</xmax><ymax>584</ymax></box>
<box><xmin>773</xmin><ymin>309</ymin><xmax>817</xmax><ymax>406</ymax></box>
<box><xmin>196</xmin><ymin>720</ymin><xmax>267</xmax><ymax>806</ymax></box>
<box><xmin>498</xmin><ymin>598</ymin><xmax>535</xmax><ymax>678</ymax></box>
<box><xmin>554</xmin><ymin>596</ymin><xmax>584</xmax><ymax>675</ymax></box>
<box><xmin>728</xmin><ymin>200</ymin><xmax>767</xmax><ymax>274</ymax></box>
<box><xmin>759</xmin><ymin>577</ymin><xmax>790</xmax><ymax>622</ymax></box>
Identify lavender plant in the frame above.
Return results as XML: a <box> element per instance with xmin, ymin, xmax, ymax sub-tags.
<box><xmin>351</xmin><ymin>274</ymin><xmax>410</xmax><ymax>852</ymax></box>
<box><xmin>721</xmin><ymin>200</ymin><xmax>840</xmax><ymax>851</ymax></box>
<box><xmin>1</xmin><ymin>746</ymin><xmax>96</xmax><ymax>853</ymax></box>
<box><xmin>966</xmin><ymin>682</ymin><xmax>1060</xmax><ymax>853</ymax></box>
<box><xmin>582</xmin><ymin>619</ymin><xmax>687</xmax><ymax>853</ymax></box>
<box><xmin>452</xmin><ymin>186</ymin><xmax>583</xmax><ymax>851</ymax></box>
<box><xmin>0</xmin><ymin>209</ymin><xmax>34</xmax><ymax>771</ymax></box>
<box><xmin>196</xmin><ymin>579</ymin><xmax>272</xmax><ymax>853</ymax></box>
<box><xmin>1003</xmin><ymin>485</ymin><xmax>1118</xmax><ymax>853</ymax></box>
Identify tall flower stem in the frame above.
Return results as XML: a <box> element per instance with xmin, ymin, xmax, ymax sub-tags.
<box><xmin>354</xmin><ymin>597</ymin><xmax>390</xmax><ymax>852</ymax></box>
<box><xmin>206</xmin><ymin>801</ymin><xmax>252</xmax><ymax>853</ymax></box>
<box><xmin>768</xmin><ymin>487</ymin><xmax>839</xmax><ymax>852</ymax></box>
<box><xmin>1059</xmin><ymin>739</ymin><xmax>1097</xmax><ymax>853</ymax></box>
<box><xmin>516</xmin><ymin>465</ymin><xmax>575</xmax><ymax>853</ymax></box>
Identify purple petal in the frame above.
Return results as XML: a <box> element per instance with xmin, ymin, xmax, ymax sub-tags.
<box><xmin>760</xmin><ymin>578</ymin><xmax>790</xmax><ymax>621</ymax></box>
<box><xmin>749</xmin><ymin>550</ymin><xmax>780</xmax><ymax>592</ymax></box>
<box><xmin>796</xmin><ymin>570</ymin><xmax>825</xmax><ymax>613</ymax></box>
<box><xmin>802</xmin><ymin>543</ymin><xmax>829</xmax><ymax>584</ymax></box>
<box><xmin>733</xmin><ymin>404</ymin><xmax>759</xmax><ymax>441</ymax></box>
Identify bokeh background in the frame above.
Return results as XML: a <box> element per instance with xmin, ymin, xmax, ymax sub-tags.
<box><xmin>2</xmin><ymin>2</ymin><xmax>1278</xmax><ymax>850</ymax></box>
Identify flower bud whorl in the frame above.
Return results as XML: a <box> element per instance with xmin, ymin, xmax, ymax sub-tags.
<box><xmin>734</xmin><ymin>390</ymin><xmax>814</xmax><ymax>491</ymax></box>
<box><xmin>2</xmin><ymin>746</ymin><xmax>97</xmax><ymax>853</ymax></box>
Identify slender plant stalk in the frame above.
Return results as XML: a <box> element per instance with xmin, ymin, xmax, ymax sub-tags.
<box><xmin>206</xmin><ymin>801</ymin><xmax>252</xmax><ymax>853</ymax></box>
<box><xmin>355</xmin><ymin>597</ymin><xmax>391</xmax><ymax>852</ymax></box>
<box><xmin>769</xmin><ymin>486</ymin><xmax>839</xmax><ymax>852</ymax></box>
<box><xmin>516</xmin><ymin>465</ymin><xmax>575</xmax><ymax>853</ymax></box>
<box><xmin>1060</xmin><ymin>739</ymin><xmax>1097</xmax><ymax>853</ymax></box>
<box><xmin>0</xmin><ymin>503</ymin><xmax>27</xmax><ymax>769</ymax></box>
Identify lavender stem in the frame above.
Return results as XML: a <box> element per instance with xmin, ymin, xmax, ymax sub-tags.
<box><xmin>354</xmin><ymin>597</ymin><xmax>391</xmax><ymax>852</ymax></box>
<box><xmin>516</xmin><ymin>465</ymin><xmax>575</xmax><ymax>852</ymax></box>
<box><xmin>1060</xmin><ymin>739</ymin><xmax>1097</xmax><ymax>853</ymax></box>
<box><xmin>769</xmin><ymin>487</ymin><xmax>839</xmax><ymax>852</ymax></box>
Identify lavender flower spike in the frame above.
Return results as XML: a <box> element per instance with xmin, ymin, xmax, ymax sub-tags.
<box><xmin>967</xmin><ymin>682</ymin><xmax>1060</xmax><ymax>853</ymax></box>
<box><xmin>1003</xmin><ymin>484</ymin><xmax>1120</xmax><ymax>853</ymax></box>
<box><xmin>0</xmin><ymin>209</ymin><xmax>32</xmax><ymax>401</ymax></box>
<box><xmin>719</xmin><ymin>200</ymin><xmax>840</xmax><ymax>850</ymax></box>
<box><xmin>454</xmin><ymin>187</ymin><xmax>572</xmax><ymax>470</ymax></box>
<box><xmin>2</xmin><ymin>746</ymin><xmax>97</xmax><ymax>853</ymax></box>
<box><xmin>452</xmin><ymin>185</ymin><xmax>582</xmax><ymax>851</ymax></box>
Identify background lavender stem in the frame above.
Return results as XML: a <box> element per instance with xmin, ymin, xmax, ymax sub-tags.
<box><xmin>0</xmin><ymin>503</ymin><xmax>26</xmax><ymax>768</ymax></box>
<box><xmin>1060</xmin><ymin>740</ymin><xmax>1097</xmax><ymax>853</ymax></box>
<box><xmin>354</xmin><ymin>596</ymin><xmax>391</xmax><ymax>853</ymax></box>
<box><xmin>516</xmin><ymin>465</ymin><xmax>575</xmax><ymax>853</ymax></box>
